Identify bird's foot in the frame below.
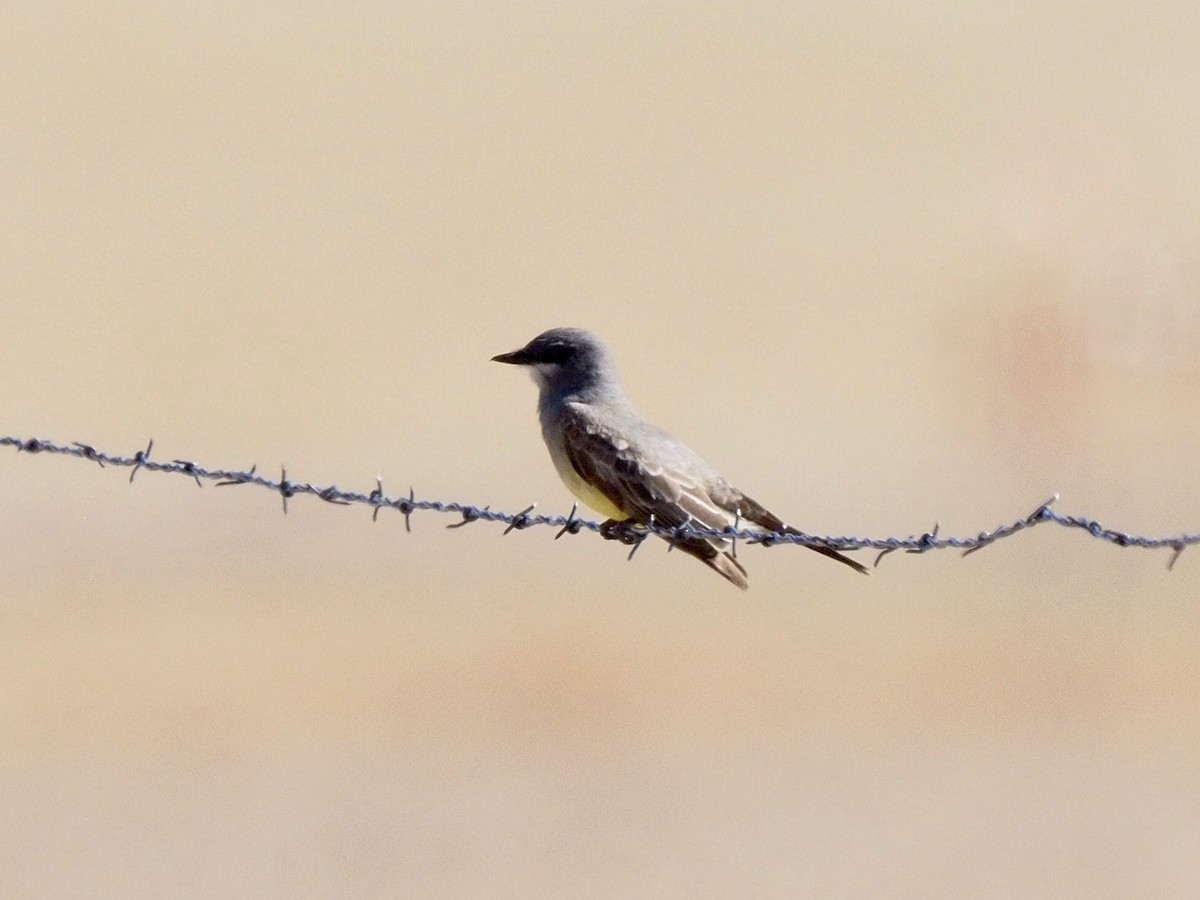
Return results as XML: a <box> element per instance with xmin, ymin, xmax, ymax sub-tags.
<box><xmin>600</xmin><ymin>517</ymin><xmax>644</xmax><ymax>546</ymax></box>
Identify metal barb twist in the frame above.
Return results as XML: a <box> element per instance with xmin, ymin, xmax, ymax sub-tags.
<box><xmin>370</xmin><ymin>477</ymin><xmax>384</xmax><ymax>522</ymax></box>
<box><xmin>318</xmin><ymin>485</ymin><xmax>351</xmax><ymax>506</ymax></box>
<box><xmin>128</xmin><ymin>439</ymin><xmax>153</xmax><ymax>483</ymax></box>
<box><xmin>447</xmin><ymin>505</ymin><xmax>487</xmax><ymax>529</ymax></box>
<box><xmin>503</xmin><ymin>504</ymin><xmax>537</xmax><ymax>535</ymax></box>
<box><xmin>215</xmin><ymin>464</ymin><xmax>257</xmax><ymax>487</ymax></box>
<box><xmin>72</xmin><ymin>443</ymin><xmax>105</xmax><ymax>468</ymax></box>
<box><xmin>1168</xmin><ymin>543</ymin><xmax>1186</xmax><ymax>571</ymax></box>
<box><xmin>555</xmin><ymin>502</ymin><xmax>583</xmax><ymax>540</ymax></box>
<box><xmin>400</xmin><ymin>487</ymin><xmax>414</xmax><ymax>533</ymax></box>
<box><xmin>173</xmin><ymin>460</ymin><xmax>204</xmax><ymax>488</ymax></box>
<box><xmin>278</xmin><ymin>465</ymin><xmax>294</xmax><ymax>514</ymax></box>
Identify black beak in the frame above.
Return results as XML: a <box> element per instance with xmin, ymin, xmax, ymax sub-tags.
<box><xmin>491</xmin><ymin>347</ymin><xmax>534</xmax><ymax>365</ymax></box>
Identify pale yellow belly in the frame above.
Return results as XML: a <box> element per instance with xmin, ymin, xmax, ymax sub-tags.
<box><xmin>546</xmin><ymin>436</ymin><xmax>628</xmax><ymax>520</ymax></box>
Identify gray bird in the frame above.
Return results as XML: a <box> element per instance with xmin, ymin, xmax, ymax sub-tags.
<box><xmin>492</xmin><ymin>327</ymin><xmax>868</xmax><ymax>589</ymax></box>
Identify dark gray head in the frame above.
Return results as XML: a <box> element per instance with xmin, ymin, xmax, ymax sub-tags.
<box><xmin>492</xmin><ymin>327</ymin><xmax>621</xmax><ymax>399</ymax></box>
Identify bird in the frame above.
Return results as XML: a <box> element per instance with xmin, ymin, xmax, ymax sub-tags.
<box><xmin>491</xmin><ymin>327</ymin><xmax>868</xmax><ymax>589</ymax></box>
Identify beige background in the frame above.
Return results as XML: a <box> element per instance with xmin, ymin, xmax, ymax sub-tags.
<box><xmin>3</xmin><ymin>2</ymin><xmax>1200</xmax><ymax>896</ymax></box>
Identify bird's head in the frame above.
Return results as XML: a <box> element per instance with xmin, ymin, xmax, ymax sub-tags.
<box><xmin>492</xmin><ymin>327</ymin><xmax>618</xmax><ymax>398</ymax></box>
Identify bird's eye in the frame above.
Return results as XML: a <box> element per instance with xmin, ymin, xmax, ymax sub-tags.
<box><xmin>543</xmin><ymin>343</ymin><xmax>571</xmax><ymax>364</ymax></box>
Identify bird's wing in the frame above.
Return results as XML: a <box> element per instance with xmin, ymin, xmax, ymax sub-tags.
<box><xmin>558</xmin><ymin>405</ymin><xmax>866</xmax><ymax>582</ymax></box>
<box><xmin>560</xmin><ymin>405</ymin><xmax>750</xmax><ymax>588</ymax></box>
<box><xmin>559</xmin><ymin>405</ymin><xmax>734</xmax><ymax>535</ymax></box>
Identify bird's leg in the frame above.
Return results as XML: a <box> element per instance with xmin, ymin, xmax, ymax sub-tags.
<box><xmin>600</xmin><ymin>517</ymin><xmax>642</xmax><ymax>545</ymax></box>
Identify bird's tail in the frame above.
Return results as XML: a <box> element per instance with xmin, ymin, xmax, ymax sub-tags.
<box><xmin>734</xmin><ymin>493</ymin><xmax>870</xmax><ymax>576</ymax></box>
<box><xmin>799</xmin><ymin>540</ymin><xmax>870</xmax><ymax>575</ymax></box>
<box><xmin>674</xmin><ymin>539</ymin><xmax>749</xmax><ymax>590</ymax></box>
<box><xmin>705</xmin><ymin>549</ymin><xmax>750</xmax><ymax>590</ymax></box>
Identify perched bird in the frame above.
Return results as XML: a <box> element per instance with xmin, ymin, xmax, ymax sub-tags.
<box><xmin>492</xmin><ymin>327</ymin><xmax>868</xmax><ymax>589</ymax></box>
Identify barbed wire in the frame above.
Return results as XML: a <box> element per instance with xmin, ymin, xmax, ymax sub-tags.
<box><xmin>2</xmin><ymin>434</ymin><xmax>1195</xmax><ymax>570</ymax></box>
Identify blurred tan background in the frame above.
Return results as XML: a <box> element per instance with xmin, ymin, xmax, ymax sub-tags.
<box><xmin>3</xmin><ymin>2</ymin><xmax>1200</xmax><ymax>896</ymax></box>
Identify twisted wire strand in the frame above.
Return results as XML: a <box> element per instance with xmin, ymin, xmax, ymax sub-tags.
<box><xmin>3</xmin><ymin>434</ymin><xmax>1194</xmax><ymax>569</ymax></box>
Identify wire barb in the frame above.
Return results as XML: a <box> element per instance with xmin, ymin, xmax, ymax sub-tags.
<box><xmin>370</xmin><ymin>477</ymin><xmax>385</xmax><ymax>522</ymax></box>
<box><xmin>503</xmin><ymin>504</ymin><xmax>537</xmax><ymax>535</ymax></box>
<box><xmin>874</xmin><ymin>522</ymin><xmax>940</xmax><ymax>567</ymax></box>
<box><xmin>400</xmin><ymin>487</ymin><xmax>414</xmax><ymax>533</ymax></box>
<box><xmin>1168</xmin><ymin>543</ymin><xmax>1186</xmax><ymax>571</ymax></box>
<box><xmin>447</xmin><ymin>505</ymin><xmax>487</xmax><ymax>528</ymax></box>
<box><xmin>1027</xmin><ymin>493</ymin><xmax>1059</xmax><ymax>523</ymax></box>
<box><xmin>72</xmin><ymin>442</ymin><xmax>105</xmax><ymax>468</ymax></box>
<box><xmin>129</xmin><ymin>438</ymin><xmax>153</xmax><ymax>484</ymax></box>
<box><xmin>555</xmin><ymin>502</ymin><xmax>583</xmax><ymax>540</ymax></box>
<box><xmin>318</xmin><ymin>485</ymin><xmax>351</xmax><ymax>506</ymax></box>
<box><xmin>173</xmin><ymin>460</ymin><xmax>204</xmax><ymax>488</ymax></box>
<box><xmin>215</xmin><ymin>464</ymin><xmax>257</xmax><ymax>487</ymax></box>
<box><xmin>278</xmin><ymin>465</ymin><xmax>294</xmax><ymax>514</ymax></box>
